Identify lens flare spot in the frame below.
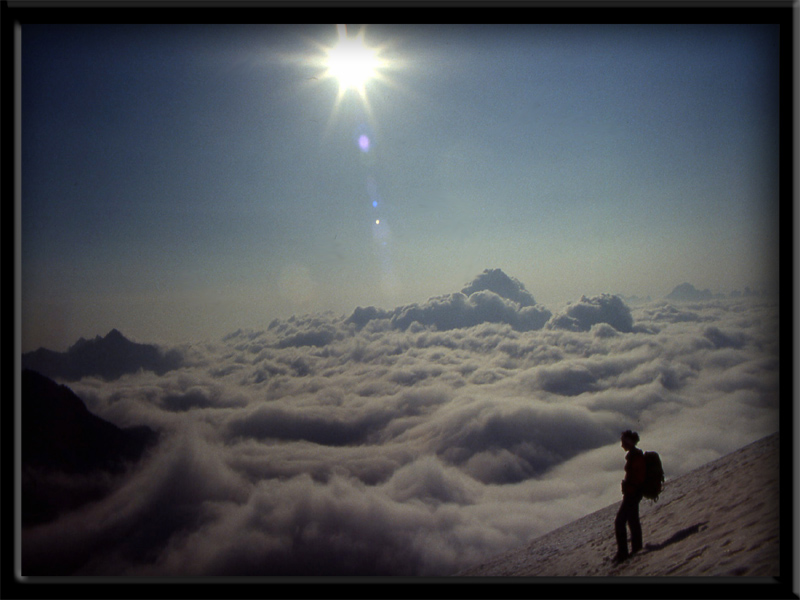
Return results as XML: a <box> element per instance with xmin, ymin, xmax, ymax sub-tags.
<box><xmin>358</xmin><ymin>134</ymin><xmax>370</xmax><ymax>152</ymax></box>
<box><xmin>375</xmin><ymin>219</ymin><xmax>380</xmax><ymax>225</ymax></box>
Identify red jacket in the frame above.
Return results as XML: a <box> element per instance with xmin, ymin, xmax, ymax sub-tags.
<box><xmin>622</xmin><ymin>448</ymin><xmax>646</xmax><ymax>496</ymax></box>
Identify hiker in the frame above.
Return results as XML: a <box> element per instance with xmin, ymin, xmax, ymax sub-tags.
<box><xmin>614</xmin><ymin>429</ymin><xmax>646</xmax><ymax>563</ymax></box>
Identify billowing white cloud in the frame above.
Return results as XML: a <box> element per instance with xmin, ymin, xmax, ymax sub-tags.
<box><xmin>546</xmin><ymin>294</ymin><xmax>634</xmax><ymax>333</ymax></box>
<box><xmin>460</xmin><ymin>268</ymin><xmax>538</xmax><ymax>306</ymax></box>
<box><xmin>22</xmin><ymin>281</ymin><xmax>780</xmax><ymax>577</ymax></box>
<box><xmin>347</xmin><ymin>268</ymin><xmax>552</xmax><ymax>332</ymax></box>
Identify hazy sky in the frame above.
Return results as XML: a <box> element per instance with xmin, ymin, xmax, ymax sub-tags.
<box><xmin>21</xmin><ymin>23</ymin><xmax>780</xmax><ymax>351</ymax></box>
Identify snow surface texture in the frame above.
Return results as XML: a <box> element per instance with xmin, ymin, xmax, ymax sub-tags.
<box><xmin>457</xmin><ymin>431</ymin><xmax>779</xmax><ymax>577</ymax></box>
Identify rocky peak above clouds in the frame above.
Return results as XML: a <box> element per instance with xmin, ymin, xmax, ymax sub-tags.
<box><xmin>22</xmin><ymin>329</ymin><xmax>183</xmax><ymax>381</ymax></box>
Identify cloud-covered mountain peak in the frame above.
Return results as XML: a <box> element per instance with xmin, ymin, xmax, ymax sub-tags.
<box><xmin>460</xmin><ymin>268</ymin><xmax>537</xmax><ymax>307</ymax></box>
<box><xmin>665</xmin><ymin>283</ymin><xmax>725</xmax><ymax>302</ymax></box>
<box><xmin>347</xmin><ymin>269</ymin><xmax>551</xmax><ymax>333</ymax></box>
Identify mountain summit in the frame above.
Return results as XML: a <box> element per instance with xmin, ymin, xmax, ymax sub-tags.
<box><xmin>665</xmin><ymin>283</ymin><xmax>723</xmax><ymax>302</ymax></box>
<box><xmin>22</xmin><ymin>329</ymin><xmax>183</xmax><ymax>381</ymax></box>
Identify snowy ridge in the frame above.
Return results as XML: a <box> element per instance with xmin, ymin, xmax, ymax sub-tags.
<box><xmin>457</xmin><ymin>431</ymin><xmax>780</xmax><ymax>577</ymax></box>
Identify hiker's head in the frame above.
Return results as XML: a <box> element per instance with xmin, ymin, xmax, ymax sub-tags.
<box><xmin>620</xmin><ymin>430</ymin><xmax>639</xmax><ymax>450</ymax></box>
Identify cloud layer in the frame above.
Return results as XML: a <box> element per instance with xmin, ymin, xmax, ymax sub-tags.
<box><xmin>21</xmin><ymin>272</ymin><xmax>780</xmax><ymax>576</ymax></box>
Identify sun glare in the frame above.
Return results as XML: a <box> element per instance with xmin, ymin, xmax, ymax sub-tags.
<box><xmin>307</xmin><ymin>24</ymin><xmax>397</xmax><ymax>138</ymax></box>
<box><xmin>325</xmin><ymin>25</ymin><xmax>382</xmax><ymax>98</ymax></box>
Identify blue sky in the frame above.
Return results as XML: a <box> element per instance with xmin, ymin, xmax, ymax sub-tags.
<box><xmin>21</xmin><ymin>23</ymin><xmax>780</xmax><ymax>351</ymax></box>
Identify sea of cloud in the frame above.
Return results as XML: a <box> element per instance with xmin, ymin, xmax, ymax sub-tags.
<box><xmin>21</xmin><ymin>272</ymin><xmax>780</xmax><ymax>576</ymax></box>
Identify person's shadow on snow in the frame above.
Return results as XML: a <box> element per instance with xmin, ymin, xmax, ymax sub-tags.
<box><xmin>644</xmin><ymin>521</ymin><xmax>709</xmax><ymax>552</ymax></box>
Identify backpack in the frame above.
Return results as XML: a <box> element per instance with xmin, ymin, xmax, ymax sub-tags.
<box><xmin>641</xmin><ymin>451</ymin><xmax>665</xmax><ymax>502</ymax></box>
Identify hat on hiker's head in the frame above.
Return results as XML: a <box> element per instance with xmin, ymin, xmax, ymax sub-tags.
<box><xmin>621</xmin><ymin>430</ymin><xmax>639</xmax><ymax>445</ymax></box>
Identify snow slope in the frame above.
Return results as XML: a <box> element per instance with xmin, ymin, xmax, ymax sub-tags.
<box><xmin>457</xmin><ymin>431</ymin><xmax>780</xmax><ymax>577</ymax></box>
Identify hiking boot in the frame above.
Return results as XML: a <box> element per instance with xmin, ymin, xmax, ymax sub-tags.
<box><xmin>612</xmin><ymin>552</ymin><xmax>629</xmax><ymax>564</ymax></box>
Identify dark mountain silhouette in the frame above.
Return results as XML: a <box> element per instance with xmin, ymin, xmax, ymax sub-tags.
<box><xmin>730</xmin><ymin>286</ymin><xmax>761</xmax><ymax>298</ymax></box>
<box><xmin>22</xmin><ymin>328</ymin><xmax>183</xmax><ymax>381</ymax></box>
<box><xmin>21</xmin><ymin>369</ymin><xmax>159</xmax><ymax>525</ymax></box>
<box><xmin>665</xmin><ymin>283</ymin><xmax>723</xmax><ymax>302</ymax></box>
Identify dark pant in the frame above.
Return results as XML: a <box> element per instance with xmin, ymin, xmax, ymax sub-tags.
<box><xmin>615</xmin><ymin>493</ymin><xmax>642</xmax><ymax>557</ymax></box>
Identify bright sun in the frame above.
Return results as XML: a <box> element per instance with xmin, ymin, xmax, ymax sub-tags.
<box><xmin>324</xmin><ymin>25</ymin><xmax>382</xmax><ymax>98</ymax></box>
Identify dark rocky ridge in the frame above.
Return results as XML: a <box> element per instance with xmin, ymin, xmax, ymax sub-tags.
<box><xmin>22</xmin><ymin>328</ymin><xmax>182</xmax><ymax>381</ymax></box>
<box><xmin>21</xmin><ymin>369</ymin><xmax>159</xmax><ymax>526</ymax></box>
